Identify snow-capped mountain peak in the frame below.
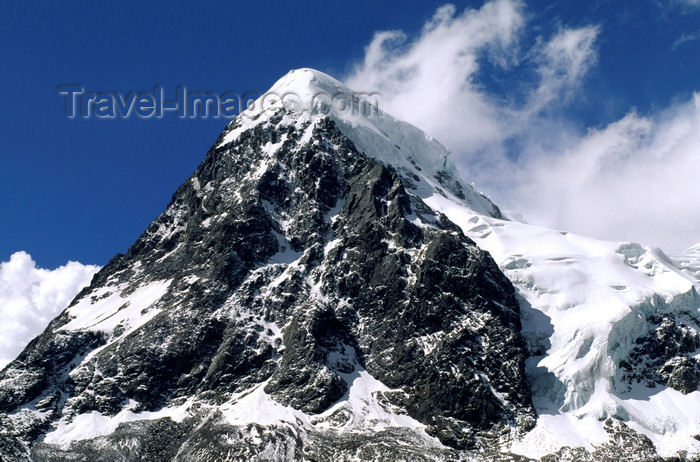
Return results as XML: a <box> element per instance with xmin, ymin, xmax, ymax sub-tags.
<box><xmin>0</xmin><ymin>67</ymin><xmax>532</xmax><ymax>461</ymax></box>
<box><xmin>219</xmin><ymin>68</ymin><xmax>503</xmax><ymax>218</ymax></box>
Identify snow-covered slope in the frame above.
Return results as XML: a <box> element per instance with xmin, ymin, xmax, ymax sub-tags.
<box><xmin>251</xmin><ymin>69</ymin><xmax>700</xmax><ymax>458</ymax></box>
<box><xmin>426</xmin><ymin>193</ymin><xmax>700</xmax><ymax>459</ymax></box>
<box><xmin>675</xmin><ymin>243</ymin><xmax>700</xmax><ymax>282</ymax></box>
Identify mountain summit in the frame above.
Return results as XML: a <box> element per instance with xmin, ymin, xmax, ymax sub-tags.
<box><xmin>1</xmin><ymin>69</ymin><xmax>700</xmax><ymax>461</ymax></box>
<box><xmin>224</xmin><ymin>68</ymin><xmax>503</xmax><ymax>218</ymax></box>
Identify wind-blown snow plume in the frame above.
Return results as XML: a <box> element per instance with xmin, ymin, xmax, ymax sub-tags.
<box><xmin>346</xmin><ymin>0</ymin><xmax>698</xmax><ymax>252</ymax></box>
<box><xmin>346</xmin><ymin>0</ymin><xmax>528</xmax><ymax>158</ymax></box>
<box><xmin>0</xmin><ymin>252</ymin><xmax>99</xmax><ymax>369</ymax></box>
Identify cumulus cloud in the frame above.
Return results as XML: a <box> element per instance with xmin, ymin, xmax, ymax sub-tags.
<box><xmin>0</xmin><ymin>252</ymin><xmax>99</xmax><ymax>369</ymax></box>
<box><xmin>346</xmin><ymin>0</ymin><xmax>699</xmax><ymax>253</ymax></box>
<box><xmin>346</xmin><ymin>0</ymin><xmax>600</xmax><ymax>185</ymax></box>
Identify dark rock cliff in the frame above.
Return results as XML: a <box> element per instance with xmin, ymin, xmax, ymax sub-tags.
<box><xmin>0</xmin><ymin>108</ymin><xmax>536</xmax><ymax>461</ymax></box>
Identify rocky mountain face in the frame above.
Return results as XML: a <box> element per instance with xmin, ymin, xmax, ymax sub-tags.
<box><xmin>2</xmin><ymin>69</ymin><xmax>700</xmax><ymax>462</ymax></box>
<box><xmin>620</xmin><ymin>314</ymin><xmax>700</xmax><ymax>394</ymax></box>
<box><xmin>0</xmin><ymin>70</ymin><xmax>536</xmax><ymax>461</ymax></box>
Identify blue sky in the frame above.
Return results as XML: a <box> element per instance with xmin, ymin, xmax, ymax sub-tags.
<box><xmin>2</xmin><ymin>0</ymin><xmax>700</xmax><ymax>269</ymax></box>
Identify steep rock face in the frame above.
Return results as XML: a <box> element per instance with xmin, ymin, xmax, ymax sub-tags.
<box><xmin>0</xmin><ymin>77</ymin><xmax>535</xmax><ymax>460</ymax></box>
<box><xmin>620</xmin><ymin>313</ymin><xmax>700</xmax><ymax>394</ymax></box>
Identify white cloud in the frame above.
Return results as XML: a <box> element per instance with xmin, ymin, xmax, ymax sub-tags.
<box><xmin>346</xmin><ymin>0</ymin><xmax>527</xmax><ymax>158</ymax></box>
<box><xmin>0</xmin><ymin>252</ymin><xmax>99</xmax><ymax>369</ymax></box>
<box><xmin>346</xmin><ymin>1</ymin><xmax>699</xmax><ymax>253</ymax></box>
<box><xmin>510</xmin><ymin>96</ymin><xmax>700</xmax><ymax>252</ymax></box>
<box><xmin>672</xmin><ymin>31</ymin><xmax>700</xmax><ymax>49</ymax></box>
<box><xmin>345</xmin><ymin>0</ymin><xmax>600</xmax><ymax>182</ymax></box>
<box><xmin>530</xmin><ymin>26</ymin><xmax>599</xmax><ymax>111</ymax></box>
<box><xmin>674</xmin><ymin>0</ymin><xmax>700</xmax><ymax>7</ymax></box>
<box><xmin>658</xmin><ymin>0</ymin><xmax>700</xmax><ymax>12</ymax></box>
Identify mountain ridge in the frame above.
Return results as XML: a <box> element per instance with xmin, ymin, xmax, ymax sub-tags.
<box><xmin>1</xmin><ymin>68</ymin><xmax>699</xmax><ymax>461</ymax></box>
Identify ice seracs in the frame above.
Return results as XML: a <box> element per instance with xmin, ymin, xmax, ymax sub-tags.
<box><xmin>426</xmin><ymin>191</ymin><xmax>700</xmax><ymax>459</ymax></box>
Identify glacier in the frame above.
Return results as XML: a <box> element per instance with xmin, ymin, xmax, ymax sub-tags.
<box><xmin>427</xmin><ymin>191</ymin><xmax>700</xmax><ymax>458</ymax></box>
